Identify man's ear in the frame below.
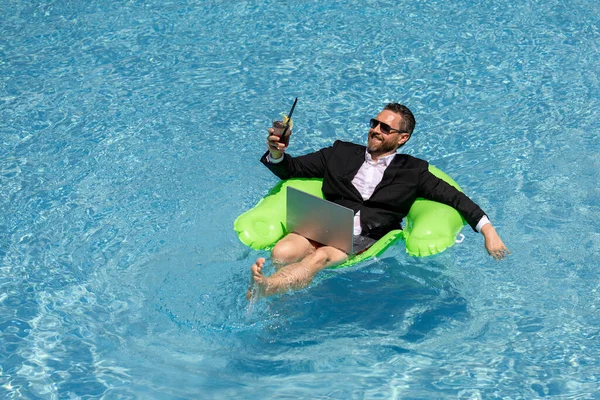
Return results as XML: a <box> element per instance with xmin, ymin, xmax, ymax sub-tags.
<box><xmin>397</xmin><ymin>133</ymin><xmax>411</xmax><ymax>146</ymax></box>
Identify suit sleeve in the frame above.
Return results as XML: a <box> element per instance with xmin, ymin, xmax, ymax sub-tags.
<box><xmin>417</xmin><ymin>166</ymin><xmax>487</xmax><ymax>232</ymax></box>
<box><xmin>260</xmin><ymin>145</ymin><xmax>335</xmax><ymax>180</ymax></box>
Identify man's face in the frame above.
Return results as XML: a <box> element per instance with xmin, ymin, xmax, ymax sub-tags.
<box><xmin>367</xmin><ymin>110</ymin><xmax>410</xmax><ymax>157</ymax></box>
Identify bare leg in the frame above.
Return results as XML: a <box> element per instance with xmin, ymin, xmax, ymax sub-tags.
<box><xmin>247</xmin><ymin>246</ymin><xmax>348</xmax><ymax>300</ymax></box>
<box><xmin>245</xmin><ymin>233</ymin><xmax>315</xmax><ymax>300</ymax></box>
<box><xmin>271</xmin><ymin>233</ymin><xmax>315</xmax><ymax>266</ymax></box>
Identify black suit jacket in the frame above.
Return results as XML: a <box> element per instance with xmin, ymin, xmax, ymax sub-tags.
<box><xmin>261</xmin><ymin>140</ymin><xmax>486</xmax><ymax>240</ymax></box>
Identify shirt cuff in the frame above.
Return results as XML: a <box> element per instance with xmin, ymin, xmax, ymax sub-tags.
<box><xmin>476</xmin><ymin>215</ymin><xmax>491</xmax><ymax>233</ymax></box>
<box><xmin>353</xmin><ymin>211</ymin><xmax>362</xmax><ymax>235</ymax></box>
<box><xmin>266</xmin><ymin>153</ymin><xmax>284</xmax><ymax>164</ymax></box>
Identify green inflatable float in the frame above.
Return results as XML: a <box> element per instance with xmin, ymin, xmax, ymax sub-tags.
<box><xmin>234</xmin><ymin>165</ymin><xmax>466</xmax><ymax>268</ymax></box>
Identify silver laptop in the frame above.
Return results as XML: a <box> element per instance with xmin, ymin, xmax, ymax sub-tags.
<box><xmin>286</xmin><ymin>186</ymin><xmax>354</xmax><ymax>253</ymax></box>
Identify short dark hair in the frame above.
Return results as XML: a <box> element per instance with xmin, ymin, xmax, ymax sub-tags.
<box><xmin>384</xmin><ymin>103</ymin><xmax>415</xmax><ymax>135</ymax></box>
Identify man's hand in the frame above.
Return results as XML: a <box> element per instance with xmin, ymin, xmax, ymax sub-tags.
<box><xmin>267</xmin><ymin>128</ymin><xmax>288</xmax><ymax>160</ymax></box>
<box><xmin>481</xmin><ymin>224</ymin><xmax>510</xmax><ymax>260</ymax></box>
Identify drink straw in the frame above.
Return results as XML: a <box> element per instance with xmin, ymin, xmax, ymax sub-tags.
<box><xmin>281</xmin><ymin>97</ymin><xmax>298</xmax><ymax>138</ymax></box>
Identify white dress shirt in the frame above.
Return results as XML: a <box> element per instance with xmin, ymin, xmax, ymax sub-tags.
<box><xmin>350</xmin><ymin>151</ymin><xmax>396</xmax><ymax>234</ymax></box>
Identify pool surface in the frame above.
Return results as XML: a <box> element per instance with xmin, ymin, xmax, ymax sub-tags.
<box><xmin>2</xmin><ymin>0</ymin><xmax>600</xmax><ymax>398</ymax></box>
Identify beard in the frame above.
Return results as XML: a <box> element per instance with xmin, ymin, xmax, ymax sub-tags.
<box><xmin>367</xmin><ymin>132</ymin><xmax>398</xmax><ymax>157</ymax></box>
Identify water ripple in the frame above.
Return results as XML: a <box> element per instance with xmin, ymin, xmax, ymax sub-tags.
<box><xmin>2</xmin><ymin>0</ymin><xmax>600</xmax><ymax>397</ymax></box>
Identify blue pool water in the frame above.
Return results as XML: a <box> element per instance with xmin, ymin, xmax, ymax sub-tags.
<box><xmin>2</xmin><ymin>0</ymin><xmax>600</xmax><ymax>398</ymax></box>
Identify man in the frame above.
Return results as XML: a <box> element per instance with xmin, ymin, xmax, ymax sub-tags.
<box><xmin>247</xmin><ymin>103</ymin><xmax>509</xmax><ymax>300</ymax></box>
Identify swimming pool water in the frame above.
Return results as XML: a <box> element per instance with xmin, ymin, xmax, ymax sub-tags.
<box><xmin>2</xmin><ymin>0</ymin><xmax>600</xmax><ymax>398</ymax></box>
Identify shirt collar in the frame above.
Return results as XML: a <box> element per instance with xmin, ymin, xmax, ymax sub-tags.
<box><xmin>365</xmin><ymin>150</ymin><xmax>396</xmax><ymax>167</ymax></box>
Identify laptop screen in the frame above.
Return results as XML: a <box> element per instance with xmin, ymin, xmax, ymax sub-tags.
<box><xmin>286</xmin><ymin>186</ymin><xmax>354</xmax><ymax>253</ymax></box>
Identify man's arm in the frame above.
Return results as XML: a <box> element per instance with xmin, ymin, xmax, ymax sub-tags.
<box><xmin>417</xmin><ymin>168</ymin><xmax>485</xmax><ymax>231</ymax></box>
<box><xmin>260</xmin><ymin>129</ymin><xmax>334</xmax><ymax>180</ymax></box>
<box><xmin>417</xmin><ymin>167</ymin><xmax>510</xmax><ymax>260</ymax></box>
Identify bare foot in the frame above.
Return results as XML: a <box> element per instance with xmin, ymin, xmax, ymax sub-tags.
<box><xmin>246</xmin><ymin>258</ymin><xmax>267</xmax><ymax>300</ymax></box>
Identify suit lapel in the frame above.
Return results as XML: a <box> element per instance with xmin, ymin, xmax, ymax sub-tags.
<box><xmin>343</xmin><ymin>146</ymin><xmax>366</xmax><ymax>180</ymax></box>
<box><xmin>339</xmin><ymin>146</ymin><xmax>365</xmax><ymax>198</ymax></box>
<box><xmin>373</xmin><ymin>154</ymin><xmax>406</xmax><ymax>195</ymax></box>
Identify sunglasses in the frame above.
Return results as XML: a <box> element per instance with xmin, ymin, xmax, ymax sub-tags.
<box><xmin>369</xmin><ymin>118</ymin><xmax>404</xmax><ymax>135</ymax></box>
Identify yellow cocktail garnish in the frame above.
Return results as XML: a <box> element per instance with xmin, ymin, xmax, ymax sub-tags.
<box><xmin>281</xmin><ymin>113</ymin><xmax>293</xmax><ymax>129</ymax></box>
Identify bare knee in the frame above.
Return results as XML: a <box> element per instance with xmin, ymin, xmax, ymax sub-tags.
<box><xmin>271</xmin><ymin>241</ymin><xmax>297</xmax><ymax>264</ymax></box>
<box><xmin>306</xmin><ymin>248</ymin><xmax>331</xmax><ymax>266</ymax></box>
<box><xmin>271</xmin><ymin>236</ymin><xmax>313</xmax><ymax>265</ymax></box>
<box><xmin>303</xmin><ymin>247</ymin><xmax>347</xmax><ymax>270</ymax></box>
